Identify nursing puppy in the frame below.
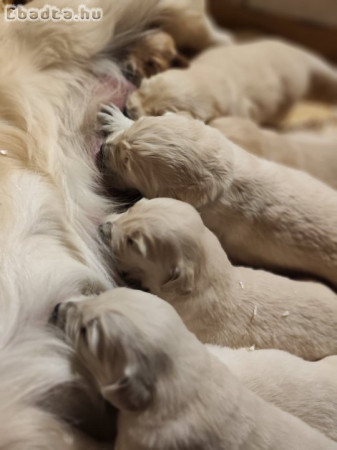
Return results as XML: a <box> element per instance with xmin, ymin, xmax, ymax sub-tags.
<box><xmin>121</xmin><ymin>30</ymin><xmax>189</xmax><ymax>87</ymax></box>
<box><xmin>52</xmin><ymin>288</ymin><xmax>337</xmax><ymax>450</ymax></box>
<box><xmin>101</xmin><ymin>197</ymin><xmax>337</xmax><ymax>360</ymax></box>
<box><xmin>99</xmin><ymin>108</ymin><xmax>337</xmax><ymax>286</ymax></box>
<box><xmin>210</xmin><ymin>117</ymin><xmax>337</xmax><ymax>189</ymax></box>
<box><xmin>125</xmin><ymin>40</ymin><xmax>337</xmax><ymax>124</ymax></box>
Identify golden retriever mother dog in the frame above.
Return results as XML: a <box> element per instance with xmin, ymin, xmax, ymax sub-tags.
<box><xmin>52</xmin><ymin>288</ymin><xmax>337</xmax><ymax>449</ymax></box>
<box><xmin>99</xmin><ymin>107</ymin><xmax>337</xmax><ymax>286</ymax></box>
<box><xmin>0</xmin><ymin>0</ymin><xmax>228</xmax><ymax>446</ymax></box>
<box><xmin>101</xmin><ymin>197</ymin><xmax>337</xmax><ymax>361</ymax></box>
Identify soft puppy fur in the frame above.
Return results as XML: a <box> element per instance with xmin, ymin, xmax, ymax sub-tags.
<box><xmin>101</xmin><ymin>197</ymin><xmax>337</xmax><ymax>360</ymax></box>
<box><xmin>125</xmin><ymin>39</ymin><xmax>337</xmax><ymax>123</ymax></box>
<box><xmin>99</xmin><ymin>108</ymin><xmax>337</xmax><ymax>286</ymax></box>
<box><xmin>210</xmin><ymin>116</ymin><xmax>337</xmax><ymax>189</ymax></box>
<box><xmin>52</xmin><ymin>288</ymin><xmax>337</xmax><ymax>450</ymax></box>
<box><xmin>0</xmin><ymin>0</ymin><xmax>227</xmax><ymax>444</ymax></box>
<box><xmin>209</xmin><ymin>346</ymin><xmax>337</xmax><ymax>441</ymax></box>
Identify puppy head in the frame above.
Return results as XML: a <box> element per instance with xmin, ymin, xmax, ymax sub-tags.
<box><xmin>101</xmin><ymin>198</ymin><xmax>206</xmax><ymax>298</ymax></box>
<box><xmin>51</xmin><ymin>288</ymin><xmax>194</xmax><ymax>412</ymax></box>
<box><xmin>125</xmin><ymin>72</ymin><xmax>189</xmax><ymax>119</ymax></box>
<box><xmin>100</xmin><ymin>110</ymin><xmax>229</xmax><ymax>208</ymax></box>
<box><xmin>122</xmin><ymin>31</ymin><xmax>189</xmax><ymax>87</ymax></box>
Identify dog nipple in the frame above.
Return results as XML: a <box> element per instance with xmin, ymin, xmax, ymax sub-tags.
<box><xmin>0</xmin><ymin>150</ymin><xmax>8</xmax><ymax>156</ymax></box>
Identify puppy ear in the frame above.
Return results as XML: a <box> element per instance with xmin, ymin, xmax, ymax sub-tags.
<box><xmin>126</xmin><ymin>230</ymin><xmax>148</xmax><ymax>257</ymax></box>
<box><xmin>172</xmin><ymin>53</ymin><xmax>190</xmax><ymax>68</ymax></box>
<box><xmin>161</xmin><ymin>264</ymin><xmax>194</xmax><ymax>296</ymax></box>
<box><xmin>96</xmin><ymin>313</ymin><xmax>162</xmax><ymax>412</ymax></box>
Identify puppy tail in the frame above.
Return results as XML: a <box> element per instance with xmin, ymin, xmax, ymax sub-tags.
<box><xmin>98</xmin><ymin>104</ymin><xmax>134</xmax><ymax>138</ymax></box>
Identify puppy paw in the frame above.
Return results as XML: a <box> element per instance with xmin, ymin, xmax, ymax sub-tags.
<box><xmin>97</xmin><ymin>104</ymin><xmax>134</xmax><ymax>138</ymax></box>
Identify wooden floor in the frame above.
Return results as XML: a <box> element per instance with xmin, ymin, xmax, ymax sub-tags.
<box><xmin>209</xmin><ymin>0</ymin><xmax>337</xmax><ymax>62</ymax></box>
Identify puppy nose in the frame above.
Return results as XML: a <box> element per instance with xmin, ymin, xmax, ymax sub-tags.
<box><xmin>99</xmin><ymin>222</ymin><xmax>112</xmax><ymax>242</ymax></box>
<box><xmin>49</xmin><ymin>302</ymin><xmax>61</xmax><ymax>325</ymax></box>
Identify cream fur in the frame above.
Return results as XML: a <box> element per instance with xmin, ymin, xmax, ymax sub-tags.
<box><xmin>126</xmin><ymin>40</ymin><xmax>337</xmax><ymax>123</ymax></box>
<box><xmin>0</xmin><ymin>0</ymin><xmax>224</xmax><ymax>444</ymax></box>
<box><xmin>52</xmin><ymin>288</ymin><xmax>337</xmax><ymax>450</ymax></box>
<box><xmin>101</xmin><ymin>197</ymin><xmax>337</xmax><ymax>360</ymax></box>
<box><xmin>210</xmin><ymin>116</ymin><xmax>337</xmax><ymax>189</ymax></box>
<box><xmin>100</xmin><ymin>109</ymin><xmax>337</xmax><ymax>286</ymax></box>
<box><xmin>209</xmin><ymin>346</ymin><xmax>337</xmax><ymax>441</ymax></box>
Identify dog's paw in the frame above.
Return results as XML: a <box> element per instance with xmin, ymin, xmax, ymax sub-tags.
<box><xmin>97</xmin><ymin>104</ymin><xmax>134</xmax><ymax>138</ymax></box>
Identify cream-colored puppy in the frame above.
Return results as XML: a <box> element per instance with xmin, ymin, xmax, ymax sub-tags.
<box><xmin>52</xmin><ymin>288</ymin><xmax>337</xmax><ymax>450</ymax></box>
<box><xmin>125</xmin><ymin>40</ymin><xmax>337</xmax><ymax>123</ymax></box>
<box><xmin>100</xmin><ymin>197</ymin><xmax>337</xmax><ymax>360</ymax></box>
<box><xmin>99</xmin><ymin>107</ymin><xmax>337</xmax><ymax>286</ymax></box>
<box><xmin>210</xmin><ymin>117</ymin><xmax>337</xmax><ymax>189</ymax></box>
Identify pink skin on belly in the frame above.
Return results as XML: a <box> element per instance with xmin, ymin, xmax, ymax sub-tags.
<box><xmin>91</xmin><ymin>75</ymin><xmax>136</xmax><ymax>158</ymax></box>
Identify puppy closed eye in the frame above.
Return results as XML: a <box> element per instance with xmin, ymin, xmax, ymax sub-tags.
<box><xmin>125</xmin><ymin>231</ymin><xmax>147</xmax><ymax>257</ymax></box>
<box><xmin>145</xmin><ymin>59</ymin><xmax>160</xmax><ymax>71</ymax></box>
<box><xmin>127</xmin><ymin>236</ymin><xmax>135</xmax><ymax>246</ymax></box>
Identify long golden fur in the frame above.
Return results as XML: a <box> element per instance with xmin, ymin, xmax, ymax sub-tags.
<box><xmin>0</xmin><ymin>0</ymin><xmax>227</xmax><ymax>445</ymax></box>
